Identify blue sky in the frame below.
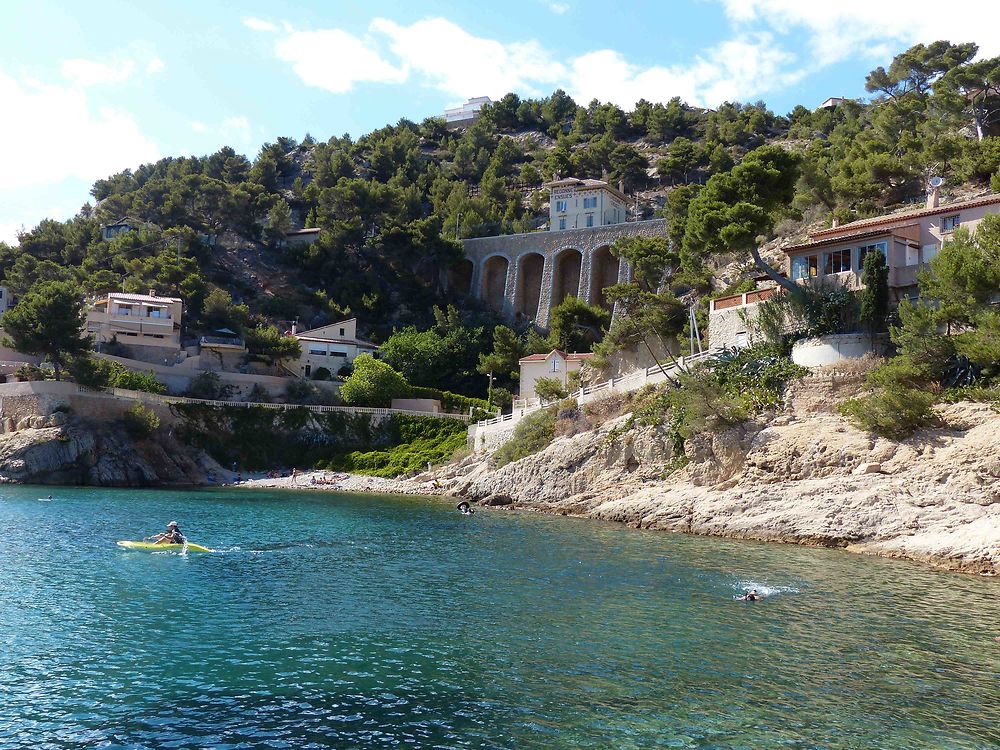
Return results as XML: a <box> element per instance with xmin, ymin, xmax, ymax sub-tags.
<box><xmin>2</xmin><ymin>0</ymin><xmax>998</xmax><ymax>243</ymax></box>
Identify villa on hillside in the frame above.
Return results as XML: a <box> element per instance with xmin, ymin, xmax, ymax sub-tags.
<box><xmin>518</xmin><ymin>349</ymin><xmax>593</xmax><ymax>401</ymax></box>
<box><xmin>290</xmin><ymin>318</ymin><xmax>378</xmax><ymax>379</ymax></box>
<box><xmin>0</xmin><ymin>286</ymin><xmax>14</xmax><ymax>320</ymax></box>
<box><xmin>545</xmin><ymin>177</ymin><xmax>629</xmax><ymax>230</ymax></box>
<box><xmin>87</xmin><ymin>291</ymin><xmax>183</xmax><ymax>365</ymax></box>
<box><xmin>708</xmin><ymin>191</ymin><xmax>1000</xmax><ymax>351</ymax></box>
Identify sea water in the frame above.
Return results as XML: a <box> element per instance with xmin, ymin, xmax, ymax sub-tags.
<box><xmin>0</xmin><ymin>485</ymin><xmax>997</xmax><ymax>749</ymax></box>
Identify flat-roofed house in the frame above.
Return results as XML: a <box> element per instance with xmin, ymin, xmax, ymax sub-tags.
<box><xmin>292</xmin><ymin>318</ymin><xmax>378</xmax><ymax>379</ymax></box>
<box><xmin>518</xmin><ymin>349</ymin><xmax>593</xmax><ymax>401</ymax></box>
<box><xmin>87</xmin><ymin>291</ymin><xmax>183</xmax><ymax>364</ymax></box>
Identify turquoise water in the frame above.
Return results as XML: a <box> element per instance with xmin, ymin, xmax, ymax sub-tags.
<box><xmin>1</xmin><ymin>486</ymin><xmax>998</xmax><ymax>749</ymax></box>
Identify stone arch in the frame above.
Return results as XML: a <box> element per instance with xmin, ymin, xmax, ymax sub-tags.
<box><xmin>480</xmin><ymin>255</ymin><xmax>510</xmax><ymax>312</ymax></box>
<box><xmin>448</xmin><ymin>258</ymin><xmax>474</xmax><ymax>297</ymax></box>
<box><xmin>589</xmin><ymin>245</ymin><xmax>620</xmax><ymax>310</ymax></box>
<box><xmin>515</xmin><ymin>252</ymin><xmax>545</xmax><ymax>320</ymax></box>
<box><xmin>551</xmin><ymin>248</ymin><xmax>583</xmax><ymax>308</ymax></box>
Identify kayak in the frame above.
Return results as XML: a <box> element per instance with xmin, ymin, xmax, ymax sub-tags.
<box><xmin>117</xmin><ymin>540</ymin><xmax>214</xmax><ymax>553</ymax></box>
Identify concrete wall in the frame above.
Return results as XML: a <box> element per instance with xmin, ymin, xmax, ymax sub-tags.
<box><xmin>391</xmin><ymin>398</ymin><xmax>442</xmax><ymax>413</ymax></box>
<box><xmin>460</xmin><ymin>219</ymin><xmax>665</xmax><ymax>327</ymax></box>
<box><xmin>791</xmin><ymin>334</ymin><xmax>886</xmax><ymax>367</ymax></box>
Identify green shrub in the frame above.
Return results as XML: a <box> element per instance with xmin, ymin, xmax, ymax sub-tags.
<box><xmin>534</xmin><ymin>376</ymin><xmax>568</xmax><ymax>403</ymax></box>
<box><xmin>284</xmin><ymin>378</ymin><xmax>339</xmax><ymax>405</ymax></box>
<box><xmin>70</xmin><ymin>356</ymin><xmax>165</xmax><ymax>393</ymax></box>
<box><xmin>340</xmin><ymin>353</ymin><xmax>410</xmax><ymax>407</ymax></box>
<box><xmin>492</xmin><ymin>406</ymin><xmax>557</xmax><ymax>468</ymax></box>
<box><xmin>123</xmin><ymin>402</ymin><xmax>160</xmax><ymax>438</ymax></box>
<box><xmin>322</xmin><ymin>415</ymin><xmax>468</xmax><ymax>477</ymax></box>
<box><xmin>247</xmin><ymin>383</ymin><xmax>272</xmax><ymax>403</ymax></box>
<box><xmin>312</xmin><ymin>366</ymin><xmax>331</xmax><ymax>381</ymax></box>
<box><xmin>185</xmin><ymin>372</ymin><xmax>234</xmax><ymax>400</ymax></box>
<box><xmin>839</xmin><ymin>387</ymin><xmax>937</xmax><ymax>439</ymax></box>
<box><xmin>15</xmin><ymin>363</ymin><xmax>46</xmax><ymax>381</ymax></box>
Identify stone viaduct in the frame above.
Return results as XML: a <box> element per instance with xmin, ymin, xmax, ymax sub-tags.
<box><xmin>453</xmin><ymin>219</ymin><xmax>668</xmax><ymax>328</ymax></box>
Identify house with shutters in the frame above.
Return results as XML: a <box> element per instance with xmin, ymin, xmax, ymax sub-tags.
<box><xmin>291</xmin><ymin>318</ymin><xmax>378</xmax><ymax>379</ymax></box>
<box><xmin>518</xmin><ymin>349</ymin><xmax>593</xmax><ymax>401</ymax></box>
<box><xmin>708</xmin><ymin>191</ymin><xmax>1000</xmax><ymax>351</ymax></box>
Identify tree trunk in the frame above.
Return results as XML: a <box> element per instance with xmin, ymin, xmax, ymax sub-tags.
<box><xmin>749</xmin><ymin>244</ymin><xmax>798</xmax><ymax>294</ymax></box>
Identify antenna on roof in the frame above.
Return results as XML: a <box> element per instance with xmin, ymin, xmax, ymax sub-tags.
<box><xmin>927</xmin><ymin>176</ymin><xmax>944</xmax><ymax>208</ymax></box>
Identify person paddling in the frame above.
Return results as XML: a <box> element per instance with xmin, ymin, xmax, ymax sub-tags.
<box><xmin>149</xmin><ymin>521</ymin><xmax>186</xmax><ymax>545</ymax></box>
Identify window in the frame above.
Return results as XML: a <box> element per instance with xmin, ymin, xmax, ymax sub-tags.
<box><xmin>586</xmin><ymin>214</ymin><xmax>594</xmax><ymax>227</ymax></box>
<box><xmin>734</xmin><ymin>331</ymin><xmax>748</xmax><ymax>348</ymax></box>
<box><xmin>856</xmin><ymin>241</ymin><xmax>887</xmax><ymax>270</ymax></box>
<box><xmin>549</xmin><ymin>358</ymin><xmax>561</xmax><ymax>372</ymax></box>
<box><xmin>791</xmin><ymin>254</ymin><xmax>819</xmax><ymax>280</ymax></box>
<box><xmin>304</xmin><ymin>365</ymin><xmax>311</xmax><ymax>377</ymax></box>
<box><xmin>339</xmin><ymin>328</ymin><xmax>345</xmax><ymax>336</ymax></box>
<box><xmin>941</xmin><ymin>215</ymin><xmax>960</xmax><ymax>232</ymax></box>
<box><xmin>331</xmin><ymin>351</ymin><xmax>347</xmax><ymax>358</ymax></box>
<box><xmin>309</xmin><ymin>347</ymin><xmax>326</xmax><ymax>355</ymax></box>
<box><xmin>923</xmin><ymin>243</ymin><xmax>940</xmax><ymax>263</ymax></box>
<box><xmin>583</xmin><ymin>196</ymin><xmax>597</xmax><ymax>209</ymax></box>
<box><xmin>905</xmin><ymin>246</ymin><xmax>920</xmax><ymax>266</ymax></box>
<box><xmin>824</xmin><ymin>248</ymin><xmax>852</xmax><ymax>274</ymax></box>
<box><xmin>558</xmin><ymin>218</ymin><xmax>566</xmax><ymax>230</ymax></box>
<box><xmin>555</xmin><ymin>200</ymin><xmax>567</xmax><ymax>212</ymax></box>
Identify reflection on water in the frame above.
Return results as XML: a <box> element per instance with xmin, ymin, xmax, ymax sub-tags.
<box><xmin>1</xmin><ymin>485</ymin><xmax>998</xmax><ymax>749</ymax></box>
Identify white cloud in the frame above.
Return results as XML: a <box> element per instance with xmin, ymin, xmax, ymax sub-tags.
<box><xmin>372</xmin><ymin>17</ymin><xmax>564</xmax><ymax>99</ymax></box>
<box><xmin>0</xmin><ymin>68</ymin><xmax>160</xmax><ymax>192</ymax></box>
<box><xmin>60</xmin><ymin>58</ymin><xmax>135</xmax><ymax>87</ymax></box>
<box><xmin>274</xmin><ymin>28</ymin><xmax>407</xmax><ymax>93</ymax></box>
<box><xmin>548</xmin><ymin>2</ymin><xmax>570</xmax><ymax>14</ymax></box>
<box><xmin>146</xmin><ymin>56</ymin><xmax>166</xmax><ymax>75</ymax></box>
<box><xmin>243</xmin><ymin>16</ymin><xmax>277</xmax><ymax>32</ymax></box>
<box><xmin>220</xmin><ymin>116</ymin><xmax>252</xmax><ymax>144</ymax></box>
<box><xmin>720</xmin><ymin>0</ymin><xmax>1000</xmax><ymax>64</ymax></box>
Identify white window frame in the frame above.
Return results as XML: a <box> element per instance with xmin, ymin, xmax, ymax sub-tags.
<box><xmin>549</xmin><ymin>358</ymin><xmax>561</xmax><ymax>372</ymax></box>
<box><xmin>941</xmin><ymin>214</ymin><xmax>960</xmax><ymax>233</ymax></box>
<box><xmin>856</xmin><ymin>240</ymin><xmax>888</xmax><ymax>271</ymax></box>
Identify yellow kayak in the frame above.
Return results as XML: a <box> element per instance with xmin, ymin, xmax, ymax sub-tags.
<box><xmin>117</xmin><ymin>540</ymin><xmax>214</xmax><ymax>553</ymax></box>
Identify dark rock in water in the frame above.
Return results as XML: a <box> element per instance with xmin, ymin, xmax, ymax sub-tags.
<box><xmin>480</xmin><ymin>493</ymin><xmax>513</xmax><ymax>506</ymax></box>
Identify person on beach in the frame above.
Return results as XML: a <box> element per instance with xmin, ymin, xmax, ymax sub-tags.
<box><xmin>292</xmin><ymin>468</ymin><xmax>299</xmax><ymax>485</ymax></box>
<box><xmin>457</xmin><ymin>501</ymin><xmax>475</xmax><ymax>515</ymax></box>
<box><xmin>149</xmin><ymin>521</ymin><xmax>185</xmax><ymax>545</ymax></box>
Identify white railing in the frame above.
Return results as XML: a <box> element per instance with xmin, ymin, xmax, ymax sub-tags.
<box><xmin>474</xmin><ymin>350</ymin><xmax>718</xmax><ymax>430</ymax></box>
<box><xmin>77</xmin><ymin>386</ymin><xmax>472</xmax><ymax>422</ymax></box>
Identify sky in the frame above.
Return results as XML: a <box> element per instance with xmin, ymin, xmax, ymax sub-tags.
<box><xmin>2</xmin><ymin>0</ymin><xmax>1000</xmax><ymax>245</ymax></box>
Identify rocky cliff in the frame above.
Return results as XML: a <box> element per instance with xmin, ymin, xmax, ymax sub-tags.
<box><xmin>0</xmin><ymin>416</ymin><xmax>223</xmax><ymax>486</ymax></box>
<box><xmin>436</xmin><ymin>375</ymin><xmax>1000</xmax><ymax>575</ymax></box>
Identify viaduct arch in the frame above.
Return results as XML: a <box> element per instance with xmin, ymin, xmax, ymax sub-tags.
<box><xmin>460</xmin><ymin>219</ymin><xmax>666</xmax><ymax>328</ymax></box>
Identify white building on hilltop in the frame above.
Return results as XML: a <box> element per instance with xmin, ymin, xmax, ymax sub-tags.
<box><xmin>544</xmin><ymin>177</ymin><xmax>628</xmax><ymax>231</ymax></box>
<box><xmin>444</xmin><ymin>96</ymin><xmax>492</xmax><ymax>129</ymax></box>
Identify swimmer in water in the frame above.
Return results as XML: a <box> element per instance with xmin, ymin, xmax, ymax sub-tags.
<box><xmin>457</xmin><ymin>501</ymin><xmax>475</xmax><ymax>515</ymax></box>
<box><xmin>736</xmin><ymin>589</ymin><xmax>761</xmax><ymax>601</ymax></box>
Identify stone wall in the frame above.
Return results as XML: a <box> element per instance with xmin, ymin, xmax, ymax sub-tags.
<box><xmin>460</xmin><ymin>220</ymin><xmax>666</xmax><ymax>327</ymax></box>
<box><xmin>708</xmin><ymin>304</ymin><xmax>764</xmax><ymax>350</ymax></box>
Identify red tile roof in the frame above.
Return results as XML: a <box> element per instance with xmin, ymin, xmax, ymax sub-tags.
<box><xmin>783</xmin><ymin>224</ymin><xmax>919</xmax><ymax>255</ymax></box>
<box><xmin>810</xmin><ymin>193</ymin><xmax>1000</xmax><ymax>240</ymax></box>
<box><xmin>519</xmin><ymin>349</ymin><xmax>594</xmax><ymax>363</ymax></box>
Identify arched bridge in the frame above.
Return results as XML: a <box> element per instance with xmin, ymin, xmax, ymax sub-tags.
<box><xmin>453</xmin><ymin>219</ymin><xmax>668</xmax><ymax>327</ymax></box>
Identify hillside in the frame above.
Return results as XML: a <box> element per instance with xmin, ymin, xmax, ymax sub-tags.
<box><xmin>2</xmin><ymin>40</ymin><xmax>999</xmax><ymax>365</ymax></box>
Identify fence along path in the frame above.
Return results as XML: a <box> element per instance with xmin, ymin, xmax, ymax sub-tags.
<box><xmin>476</xmin><ymin>350</ymin><xmax>717</xmax><ymax>429</ymax></box>
<box><xmin>78</xmin><ymin>386</ymin><xmax>473</xmax><ymax>423</ymax></box>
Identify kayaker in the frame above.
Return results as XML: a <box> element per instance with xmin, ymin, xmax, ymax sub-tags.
<box><xmin>151</xmin><ymin>521</ymin><xmax>186</xmax><ymax>545</ymax></box>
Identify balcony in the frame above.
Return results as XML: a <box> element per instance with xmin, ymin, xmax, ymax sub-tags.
<box><xmin>710</xmin><ymin>287</ymin><xmax>779</xmax><ymax>312</ymax></box>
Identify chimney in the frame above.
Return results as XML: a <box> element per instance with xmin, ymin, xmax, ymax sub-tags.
<box><xmin>148</xmin><ymin>288</ymin><xmax>156</xmax><ymax>297</ymax></box>
<box><xmin>618</xmin><ymin>179</ymin><xmax>626</xmax><ymax>195</ymax></box>
<box><xmin>927</xmin><ymin>186</ymin><xmax>940</xmax><ymax>209</ymax></box>
<box><xmin>831</xmin><ymin>217</ymin><xmax>839</xmax><ymax>228</ymax></box>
